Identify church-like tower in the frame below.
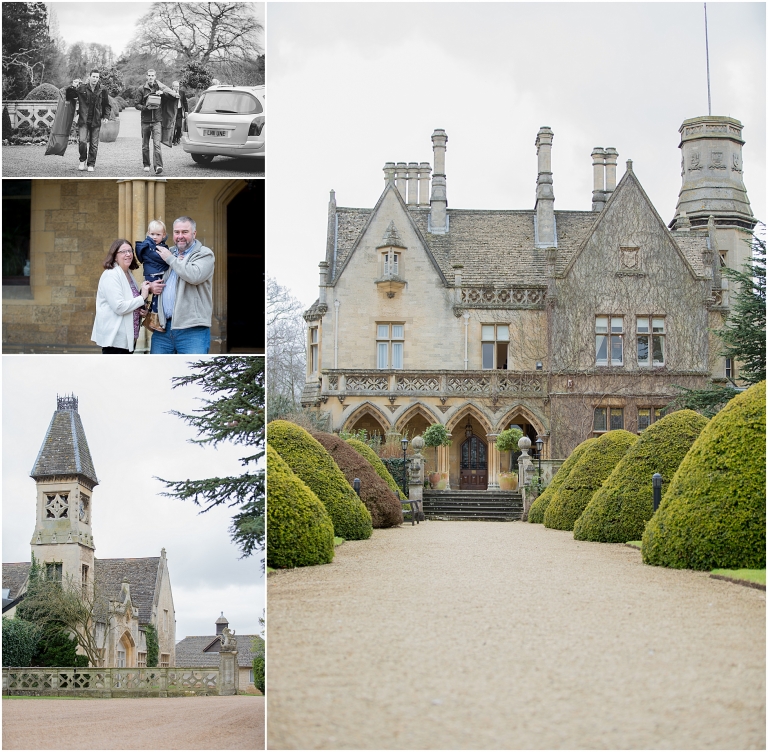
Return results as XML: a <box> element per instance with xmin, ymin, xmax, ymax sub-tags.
<box><xmin>29</xmin><ymin>394</ymin><xmax>98</xmax><ymax>595</ymax></box>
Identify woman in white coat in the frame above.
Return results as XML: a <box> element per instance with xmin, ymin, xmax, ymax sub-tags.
<box><xmin>91</xmin><ymin>239</ymin><xmax>151</xmax><ymax>353</ymax></box>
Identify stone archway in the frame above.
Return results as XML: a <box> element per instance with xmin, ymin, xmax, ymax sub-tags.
<box><xmin>446</xmin><ymin>405</ymin><xmax>493</xmax><ymax>490</ymax></box>
<box><xmin>117</xmin><ymin>630</ymin><xmax>135</xmax><ymax>668</ymax></box>
<box><xmin>343</xmin><ymin>402</ymin><xmax>390</xmax><ymax>440</ymax></box>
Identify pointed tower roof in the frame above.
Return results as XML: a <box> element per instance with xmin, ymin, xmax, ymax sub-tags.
<box><xmin>30</xmin><ymin>395</ymin><xmax>98</xmax><ymax>486</ymax></box>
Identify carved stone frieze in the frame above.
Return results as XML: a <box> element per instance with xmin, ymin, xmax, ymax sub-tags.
<box><xmin>344</xmin><ymin>374</ymin><xmax>389</xmax><ymax>391</ymax></box>
<box><xmin>461</xmin><ymin>287</ymin><xmax>545</xmax><ymax>307</ymax></box>
<box><xmin>396</xmin><ymin>375</ymin><xmax>440</xmax><ymax>391</ymax></box>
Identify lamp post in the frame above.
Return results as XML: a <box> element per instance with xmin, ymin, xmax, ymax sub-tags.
<box><xmin>652</xmin><ymin>473</ymin><xmax>662</xmax><ymax>511</ymax></box>
<box><xmin>353</xmin><ymin>478</ymin><xmax>361</xmax><ymax>497</ymax></box>
<box><xmin>401</xmin><ymin>437</ymin><xmax>409</xmax><ymax>498</ymax></box>
<box><xmin>535</xmin><ymin>437</ymin><xmax>543</xmax><ymax>487</ymax></box>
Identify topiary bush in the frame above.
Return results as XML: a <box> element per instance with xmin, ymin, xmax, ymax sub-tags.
<box><xmin>267</xmin><ymin>420</ymin><xmax>372</xmax><ymax>541</ymax></box>
<box><xmin>311</xmin><ymin>431</ymin><xmax>403</xmax><ymax>528</ymax></box>
<box><xmin>574</xmin><ymin>410</ymin><xmax>709</xmax><ymax>543</ymax></box>
<box><xmin>642</xmin><ymin>381</ymin><xmax>766</xmax><ymax>570</ymax></box>
<box><xmin>2</xmin><ymin>617</ymin><xmax>39</xmax><ymax>667</ymax></box>
<box><xmin>266</xmin><ymin>445</ymin><xmax>335</xmax><ymax>568</ymax></box>
<box><xmin>24</xmin><ymin>83</ymin><xmax>61</xmax><ymax>100</ymax></box>
<box><xmin>544</xmin><ymin>430</ymin><xmax>637</xmax><ymax>531</ymax></box>
<box><xmin>528</xmin><ymin>438</ymin><xmax>598</xmax><ymax>524</ymax></box>
<box><xmin>345</xmin><ymin>437</ymin><xmax>405</xmax><ymax>500</ymax></box>
<box><xmin>2</xmin><ymin>107</ymin><xmax>13</xmax><ymax>141</ymax></box>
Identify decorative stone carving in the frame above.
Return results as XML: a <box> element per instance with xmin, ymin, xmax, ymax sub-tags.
<box><xmin>396</xmin><ymin>375</ymin><xmax>440</xmax><ymax>391</ymax></box>
<box><xmin>461</xmin><ymin>287</ymin><xmax>545</xmax><ymax>307</ymax></box>
<box><xmin>619</xmin><ymin>246</ymin><xmax>640</xmax><ymax>269</ymax></box>
<box><xmin>220</xmin><ymin>626</ymin><xmax>237</xmax><ymax>651</ymax></box>
<box><xmin>710</xmin><ymin>151</ymin><xmax>726</xmax><ymax>170</ymax></box>
<box><xmin>731</xmin><ymin>154</ymin><xmax>742</xmax><ymax>173</ymax></box>
<box><xmin>688</xmin><ymin>150</ymin><xmax>702</xmax><ymax>170</ymax></box>
<box><xmin>45</xmin><ymin>493</ymin><xmax>69</xmax><ymax>519</ymax></box>
<box><xmin>345</xmin><ymin>374</ymin><xmax>389</xmax><ymax>391</ymax></box>
<box><xmin>447</xmin><ymin>375</ymin><xmax>491</xmax><ymax>394</ymax></box>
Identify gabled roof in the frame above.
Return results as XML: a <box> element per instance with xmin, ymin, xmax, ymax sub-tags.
<box><xmin>95</xmin><ymin>557</ymin><xmax>162</xmax><ymax>625</ymax></box>
<box><xmin>2</xmin><ymin>562</ymin><xmax>31</xmax><ymax>602</ymax></box>
<box><xmin>175</xmin><ymin>634</ymin><xmax>263</xmax><ymax>669</ymax></box>
<box><xmin>30</xmin><ymin>404</ymin><xmax>98</xmax><ymax>485</ymax></box>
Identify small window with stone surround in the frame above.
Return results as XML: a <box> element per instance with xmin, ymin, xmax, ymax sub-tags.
<box><xmin>79</xmin><ymin>493</ymin><xmax>90</xmax><ymax>523</ymax></box>
<box><xmin>637</xmin><ymin>407</ymin><xmax>663</xmax><ymax>432</ymax></box>
<box><xmin>376</xmin><ymin>323</ymin><xmax>404</xmax><ymax>369</ymax></box>
<box><xmin>596</xmin><ymin>316</ymin><xmax>623</xmax><ymax>366</ymax></box>
<box><xmin>481</xmin><ymin>324</ymin><xmax>509</xmax><ymax>369</ymax></box>
<box><xmin>81</xmin><ymin>564</ymin><xmax>88</xmax><ymax>594</ymax></box>
<box><xmin>637</xmin><ymin>317</ymin><xmax>665</xmax><ymax>366</ymax></box>
<box><xmin>45</xmin><ymin>492</ymin><xmax>69</xmax><ymax>519</ymax></box>
<box><xmin>594</xmin><ymin>407</ymin><xmax>624</xmax><ymax>433</ymax></box>
<box><xmin>117</xmin><ymin>650</ymin><xmax>126</xmax><ymax>668</ymax></box>
<box><xmin>309</xmin><ymin>327</ymin><xmax>319</xmax><ymax>373</ymax></box>
<box><xmin>160</xmin><ymin>653</ymin><xmax>170</xmax><ymax>668</ymax></box>
<box><xmin>138</xmin><ymin>652</ymin><xmax>147</xmax><ymax>668</ymax></box>
<box><xmin>45</xmin><ymin>562</ymin><xmax>62</xmax><ymax>582</ymax></box>
<box><xmin>382</xmin><ymin>250</ymin><xmax>400</xmax><ymax>276</ymax></box>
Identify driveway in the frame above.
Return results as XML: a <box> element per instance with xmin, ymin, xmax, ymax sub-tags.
<box><xmin>3</xmin><ymin>695</ymin><xmax>264</xmax><ymax>750</ymax></box>
<box><xmin>267</xmin><ymin>522</ymin><xmax>765</xmax><ymax>749</ymax></box>
<box><xmin>2</xmin><ymin>109</ymin><xmax>264</xmax><ymax>178</ymax></box>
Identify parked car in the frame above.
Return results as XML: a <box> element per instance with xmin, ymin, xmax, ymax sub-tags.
<box><xmin>182</xmin><ymin>85</ymin><xmax>265</xmax><ymax>164</ymax></box>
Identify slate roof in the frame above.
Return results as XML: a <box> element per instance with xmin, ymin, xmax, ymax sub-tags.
<box><xmin>175</xmin><ymin>634</ymin><xmax>263</xmax><ymax>669</ymax></box>
<box><xmin>95</xmin><ymin>558</ymin><xmax>162</xmax><ymax>625</ymax></box>
<box><xmin>2</xmin><ymin>558</ymin><xmax>162</xmax><ymax>625</ymax></box>
<box><xmin>30</xmin><ymin>404</ymin><xmax>98</xmax><ymax>485</ymax></box>
<box><xmin>2</xmin><ymin>562</ymin><xmax>31</xmax><ymax>601</ymax></box>
<box><xmin>329</xmin><ymin>201</ymin><xmax>711</xmax><ymax>288</ymax></box>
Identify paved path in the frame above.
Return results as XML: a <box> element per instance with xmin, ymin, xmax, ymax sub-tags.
<box><xmin>2</xmin><ymin>109</ymin><xmax>264</xmax><ymax>178</ymax></box>
<box><xmin>2</xmin><ymin>695</ymin><xmax>264</xmax><ymax>749</ymax></box>
<box><xmin>268</xmin><ymin>522</ymin><xmax>765</xmax><ymax>749</ymax></box>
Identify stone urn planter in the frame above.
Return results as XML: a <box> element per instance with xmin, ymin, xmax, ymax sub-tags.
<box><xmin>100</xmin><ymin>118</ymin><xmax>120</xmax><ymax>142</ymax></box>
<box><xmin>429</xmin><ymin>472</ymin><xmax>449</xmax><ymax>490</ymax></box>
<box><xmin>498</xmin><ymin>472</ymin><xmax>518</xmax><ymax>491</ymax></box>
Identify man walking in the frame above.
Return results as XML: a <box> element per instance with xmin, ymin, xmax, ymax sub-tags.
<box><xmin>171</xmin><ymin>80</ymin><xmax>189</xmax><ymax>146</ymax></box>
<box><xmin>148</xmin><ymin>216</ymin><xmax>215</xmax><ymax>354</ymax></box>
<box><xmin>136</xmin><ymin>69</ymin><xmax>176</xmax><ymax>175</ymax></box>
<box><xmin>65</xmin><ymin>69</ymin><xmax>110</xmax><ymax>172</ymax></box>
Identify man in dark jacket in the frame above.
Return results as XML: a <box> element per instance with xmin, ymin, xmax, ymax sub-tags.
<box><xmin>171</xmin><ymin>80</ymin><xmax>189</xmax><ymax>146</ymax></box>
<box><xmin>136</xmin><ymin>69</ymin><xmax>177</xmax><ymax>174</ymax></box>
<box><xmin>65</xmin><ymin>69</ymin><xmax>111</xmax><ymax>172</ymax></box>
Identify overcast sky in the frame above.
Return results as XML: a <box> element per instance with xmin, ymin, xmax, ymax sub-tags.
<box><xmin>266</xmin><ymin>2</ymin><xmax>766</xmax><ymax>308</ymax></box>
<box><xmin>2</xmin><ymin>356</ymin><xmax>264</xmax><ymax>641</ymax></box>
<box><xmin>48</xmin><ymin>2</ymin><xmax>265</xmax><ymax>58</ymax></box>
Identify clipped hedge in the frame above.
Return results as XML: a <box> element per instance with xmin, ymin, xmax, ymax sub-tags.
<box><xmin>312</xmin><ymin>431</ymin><xmax>403</xmax><ymax>528</ymax></box>
<box><xmin>267</xmin><ymin>420</ymin><xmax>372</xmax><ymax>541</ymax></box>
<box><xmin>574</xmin><ymin>410</ymin><xmax>709</xmax><ymax>543</ymax></box>
<box><xmin>266</xmin><ymin>445</ymin><xmax>335</xmax><ymax>568</ymax></box>
<box><xmin>345</xmin><ymin>437</ymin><xmax>406</xmax><ymax>500</ymax></box>
<box><xmin>24</xmin><ymin>83</ymin><xmax>60</xmax><ymax>100</ymax></box>
<box><xmin>544</xmin><ymin>430</ymin><xmax>637</xmax><ymax>531</ymax></box>
<box><xmin>642</xmin><ymin>382</ymin><xmax>766</xmax><ymax>570</ymax></box>
<box><xmin>528</xmin><ymin>438</ymin><xmax>599</xmax><ymax>523</ymax></box>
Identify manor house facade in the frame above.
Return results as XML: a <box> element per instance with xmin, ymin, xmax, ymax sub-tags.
<box><xmin>301</xmin><ymin>115</ymin><xmax>756</xmax><ymax>489</ymax></box>
<box><xmin>2</xmin><ymin>395</ymin><xmax>176</xmax><ymax>668</ymax></box>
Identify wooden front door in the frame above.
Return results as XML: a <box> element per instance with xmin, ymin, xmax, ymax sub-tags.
<box><xmin>460</xmin><ymin>436</ymin><xmax>488</xmax><ymax>490</ymax></box>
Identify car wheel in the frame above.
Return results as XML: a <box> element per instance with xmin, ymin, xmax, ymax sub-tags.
<box><xmin>191</xmin><ymin>153</ymin><xmax>215</xmax><ymax>165</ymax></box>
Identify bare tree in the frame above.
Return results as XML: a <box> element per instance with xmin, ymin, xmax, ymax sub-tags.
<box><xmin>267</xmin><ymin>278</ymin><xmax>307</xmax><ymax>415</ymax></box>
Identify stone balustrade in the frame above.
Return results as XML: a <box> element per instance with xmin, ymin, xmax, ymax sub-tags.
<box><xmin>323</xmin><ymin>370</ymin><xmax>546</xmax><ymax>399</ymax></box>
<box><xmin>4</xmin><ymin>100</ymin><xmax>58</xmax><ymax>130</ymax></box>
<box><xmin>2</xmin><ymin>665</ymin><xmax>234</xmax><ymax>698</ymax></box>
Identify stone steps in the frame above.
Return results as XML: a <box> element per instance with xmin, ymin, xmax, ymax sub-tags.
<box><xmin>422</xmin><ymin>490</ymin><xmax>524</xmax><ymax>521</ymax></box>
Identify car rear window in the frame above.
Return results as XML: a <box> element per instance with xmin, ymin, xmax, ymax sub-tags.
<box><xmin>195</xmin><ymin>91</ymin><xmax>263</xmax><ymax>115</ymax></box>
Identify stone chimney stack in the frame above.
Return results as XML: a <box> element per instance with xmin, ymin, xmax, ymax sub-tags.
<box><xmin>535</xmin><ymin>126</ymin><xmax>555</xmax><ymax>247</ymax></box>
<box><xmin>318</xmin><ymin>261</ymin><xmax>329</xmax><ymax>305</ymax></box>
<box><xmin>383</xmin><ymin>162</ymin><xmax>396</xmax><ymax>187</ymax></box>
<box><xmin>429</xmin><ymin>129</ymin><xmax>448</xmax><ymax>234</ymax></box>
<box><xmin>591</xmin><ymin>147</ymin><xmax>606</xmax><ymax>211</ymax></box>
<box><xmin>395</xmin><ymin>162</ymin><xmax>407</xmax><ymax>200</ymax></box>
<box><xmin>418</xmin><ymin>162</ymin><xmax>431</xmax><ymax>206</ymax></box>
<box><xmin>407</xmin><ymin>162</ymin><xmax>419</xmax><ymax>205</ymax></box>
<box><xmin>604</xmin><ymin>147</ymin><xmax>619</xmax><ymax>196</ymax></box>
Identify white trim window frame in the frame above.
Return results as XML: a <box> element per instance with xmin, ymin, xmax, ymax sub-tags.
<box><xmin>637</xmin><ymin>316</ymin><xmax>665</xmax><ymax>366</ymax></box>
<box><xmin>596</xmin><ymin>316</ymin><xmax>624</xmax><ymax>366</ymax></box>
<box><xmin>481</xmin><ymin>324</ymin><xmax>510</xmax><ymax>370</ymax></box>
<box><xmin>376</xmin><ymin>323</ymin><xmax>404</xmax><ymax>369</ymax></box>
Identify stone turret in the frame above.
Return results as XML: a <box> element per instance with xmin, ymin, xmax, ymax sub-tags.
<box><xmin>535</xmin><ymin>127</ymin><xmax>555</xmax><ymax>247</ymax></box>
<box><xmin>215</xmin><ymin>612</ymin><xmax>229</xmax><ymax>635</ymax></box>
<box><xmin>30</xmin><ymin>394</ymin><xmax>98</xmax><ymax>593</ymax></box>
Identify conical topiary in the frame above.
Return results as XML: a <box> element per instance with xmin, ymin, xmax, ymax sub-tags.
<box><xmin>574</xmin><ymin>410</ymin><xmax>709</xmax><ymax>542</ymax></box>
<box><xmin>311</xmin><ymin>430</ymin><xmax>403</xmax><ymax>528</ymax></box>
<box><xmin>266</xmin><ymin>445</ymin><xmax>335</xmax><ymax>569</ymax></box>
<box><xmin>544</xmin><ymin>430</ymin><xmax>637</xmax><ymax>531</ymax></box>
<box><xmin>345</xmin><ymin>437</ymin><xmax>405</xmax><ymax>500</ymax></box>
<box><xmin>528</xmin><ymin>438</ymin><xmax>599</xmax><ymax>524</ymax></box>
<box><xmin>267</xmin><ymin>420</ymin><xmax>372</xmax><ymax>541</ymax></box>
<box><xmin>642</xmin><ymin>382</ymin><xmax>766</xmax><ymax>570</ymax></box>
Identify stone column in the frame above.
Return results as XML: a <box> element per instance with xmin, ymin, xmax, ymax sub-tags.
<box><xmin>487</xmin><ymin>433</ymin><xmax>500</xmax><ymax>490</ymax></box>
<box><xmin>407</xmin><ymin>162</ymin><xmax>419</xmax><ymax>205</ymax></box>
<box><xmin>418</xmin><ymin>162</ymin><xmax>431</xmax><ymax>206</ymax></box>
<box><xmin>438</xmin><ymin>444</ymin><xmax>451</xmax><ymax>490</ymax></box>
<box><xmin>218</xmin><ymin>647</ymin><xmax>239</xmax><ymax>696</ymax></box>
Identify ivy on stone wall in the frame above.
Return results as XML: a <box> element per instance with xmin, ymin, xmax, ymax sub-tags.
<box><xmin>1</xmin><ymin>617</ymin><xmax>40</xmax><ymax>667</ymax></box>
<box><xmin>145</xmin><ymin>623</ymin><xmax>159</xmax><ymax>668</ymax></box>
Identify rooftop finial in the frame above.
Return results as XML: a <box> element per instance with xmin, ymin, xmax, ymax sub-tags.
<box><xmin>57</xmin><ymin>394</ymin><xmax>78</xmax><ymax>412</ymax></box>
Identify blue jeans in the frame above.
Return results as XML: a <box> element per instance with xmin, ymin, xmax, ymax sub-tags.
<box><xmin>150</xmin><ymin>322</ymin><xmax>210</xmax><ymax>354</ymax></box>
<box><xmin>78</xmin><ymin>124</ymin><xmax>101</xmax><ymax>166</ymax></box>
<box><xmin>141</xmin><ymin>120</ymin><xmax>163</xmax><ymax>169</ymax></box>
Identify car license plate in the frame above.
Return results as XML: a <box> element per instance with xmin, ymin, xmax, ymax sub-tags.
<box><xmin>203</xmin><ymin>129</ymin><xmax>228</xmax><ymax>137</ymax></box>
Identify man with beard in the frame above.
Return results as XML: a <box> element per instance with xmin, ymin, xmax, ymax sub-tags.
<box><xmin>147</xmin><ymin>216</ymin><xmax>215</xmax><ymax>354</ymax></box>
<box><xmin>65</xmin><ymin>69</ymin><xmax>111</xmax><ymax>172</ymax></box>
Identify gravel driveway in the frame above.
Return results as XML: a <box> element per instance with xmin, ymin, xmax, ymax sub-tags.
<box><xmin>267</xmin><ymin>522</ymin><xmax>765</xmax><ymax>750</ymax></box>
<box><xmin>2</xmin><ymin>109</ymin><xmax>264</xmax><ymax>178</ymax></box>
<box><xmin>2</xmin><ymin>695</ymin><xmax>264</xmax><ymax>750</ymax></box>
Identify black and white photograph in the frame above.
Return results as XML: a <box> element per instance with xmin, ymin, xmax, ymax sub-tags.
<box><xmin>2</xmin><ymin>2</ymin><xmax>265</xmax><ymax>178</ymax></box>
